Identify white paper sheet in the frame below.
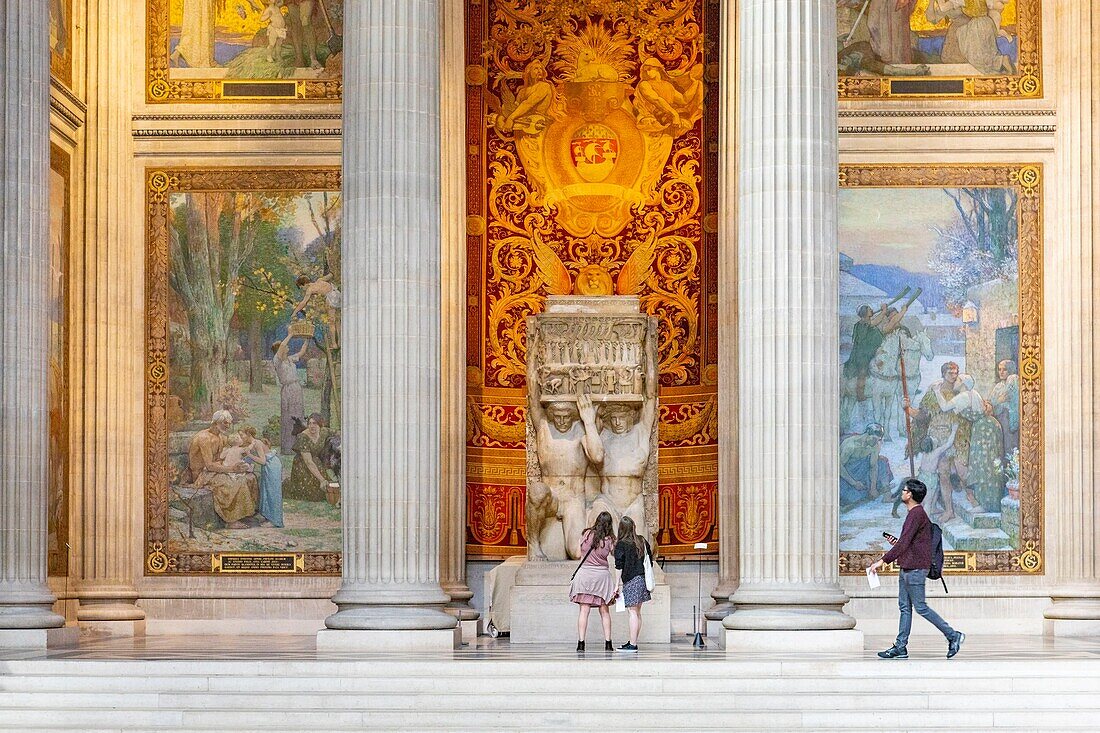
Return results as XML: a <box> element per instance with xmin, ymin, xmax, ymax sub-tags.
<box><xmin>866</xmin><ymin>568</ymin><xmax>881</xmax><ymax>589</ymax></box>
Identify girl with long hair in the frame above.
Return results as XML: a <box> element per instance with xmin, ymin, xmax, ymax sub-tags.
<box><xmin>568</xmin><ymin>511</ymin><xmax>617</xmax><ymax>652</ymax></box>
<box><xmin>613</xmin><ymin>516</ymin><xmax>653</xmax><ymax>652</ymax></box>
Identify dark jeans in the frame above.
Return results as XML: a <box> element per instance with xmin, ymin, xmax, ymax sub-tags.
<box><xmin>894</xmin><ymin>568</ymin><xmax>957</xmax><ymax>648</ymax></box>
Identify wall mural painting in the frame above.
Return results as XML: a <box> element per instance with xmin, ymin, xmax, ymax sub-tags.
<box><xmin>50</xmin><ymin>0</ymin><xmax>73</xmax><ymax>88</ymax></box>
<box><xmin>837</xmin><ymin>0</ymin><xmax>1041</xmax><ymax>99</ymax></box>
<box><xmin>465</xmin><ymin>0</ymin><xmax>721</xmax><ymax>558</ymax></box>
<box><xmin>146</xmin><ymin>0</ymin><xmax>343</xmax><ymax>102</ymax></box>
<box><xmin>48</xmin><ymin>144</ymin><xmax>71</xmax><ymax>578</ymax></box>
<box><xmin>145</xmin><ymin>168</ymin><xmax>342</xmax><ymax>575</ymax></box>
<box><xmin>838</xmin><ymin>164</ymin><xmax>1043</xmax><ymax>576</ymax></box>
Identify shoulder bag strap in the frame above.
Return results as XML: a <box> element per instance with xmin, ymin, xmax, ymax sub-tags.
<box><xmin>570</xmin><ymin>542</ymin><xmax>597</xmax><ymax>580</ymax></box>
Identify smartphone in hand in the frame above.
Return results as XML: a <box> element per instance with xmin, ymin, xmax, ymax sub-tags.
<box><xmin>882</xmin><ymin>531</ymin><xmax>898</xmax><ymax>545</ymax></box>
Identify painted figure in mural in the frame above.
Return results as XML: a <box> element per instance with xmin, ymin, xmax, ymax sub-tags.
<box><xmin>843</xmin><ymin>293</ymin><xmax>912</xmax><ymax>402</ymax></box>
<box><xmin>173</xmin><ymin>0</ymin><xmax>264</xmax><ymax>68</ymax></box>
<box><xmin>498</xmin><ymin>61</ymin><xmax>555</xmax><ymax>135</ymax></box>
<box><xmin>916</xmin><ymin>422</ymin><xmax>959</xmax><ymax>522</ymax></box>
<box><xmin>926</xmin><ymin>0</ymin><xmax>1014</xmax><ymax>74</ymax></box>
<box><xmin>838</xmin><ymin>41</ymin><xmax>932</xmax><ymax>77</ymax></box>
<box><xmin>272</xmin><ymin>334</ymin><xmax>308</xmax><ymax>454</ymax></box>
<box><xmin>906</xmin><ymin>361</ymin><xmax>973</xmax><ymax>508</ymax></box>
<box><xmin>241</xmin><ymin>426</ymin><xmax>284</xmax><ymax>527</ymax></box>
<box><xmin>867</xmin><ymin>0</ymin><xmax>919</xmax><ymax>65</ymax></box>
<box><xmin>49</xmin><ymin>0</ymin><xmax>68</xmax><ymax>57</ymax></box>
<box><xmin>589</xmin><ymin>320</ymin><xmax>659</xmax><ymax>545</ymax></box>
<box><xmin>261</xmin><ymin>0</ymin><xmax>289</xmax><ymax>63</ymax></box>
<box><xmin>929</xmin><ymin>374</ymin><xmax>1006</xmax><ymax>513</ymax></box>
<box><xmin>632</xmin><ymin>58</ymin><xmax>700</xmax><ymax>137</ymax></box>
<box><xmin>839</xmin><ymin>423</ymin><xmax>895</xmax><ymax>509</ymax></box>
<box><xmin>989</xmin><ymin>359</ymin><xmax>1020</xmax><ymax>455</ymax></box>
<box><xmin>187</xmin><ymin>411</ymin><xmax>259</xmax><ymax>528</ymax></box>
<box><xmin>284</xmin><ymin>413</ymin><xmax>333</xmax><ymax>501</ymax></box>
<box><xmin>870</xmin><ymin>326</ymin><xmax>934</xmax><ymax>441</ymax></box>
<box><xmin>284</xmin><ymin>0</ymin><xmax>324</xmax><ymax>70</ymax></box>
<box><xmin>293</xmin><ymin>274</ymin><xmax>341</xmax><ymax>348</ymax></box>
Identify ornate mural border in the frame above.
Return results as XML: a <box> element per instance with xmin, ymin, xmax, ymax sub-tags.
<box><xmin>48</xmin><ymin>143</ymin><xmax>72</xmax><ymax>579</ymax></box>
<box><xmin>143</xmin><ymin>166</ymin><xmax>342</xmax><ymax>576</ymax></box>
<box><xmin>837</xmin><ymin>163</ymin><xmax>1044</xmax><ymax>576</ymax></box>
<box><xmin>144</xmin><ymin>0</ymin><xmax>342</xmax><ymax>103</ymax></box>
<box><xmin>839</xmin><ymin>0</ymin><xmax>1043</xmax><ymax>100</ymax></box>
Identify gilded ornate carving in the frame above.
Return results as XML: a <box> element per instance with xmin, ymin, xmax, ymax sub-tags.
<box><xmin>466</xmin><ymin>0</ymin><xmax>720</xmax><ymax>558</ymax></box>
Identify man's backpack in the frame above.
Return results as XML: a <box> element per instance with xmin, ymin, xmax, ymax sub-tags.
<box><xmin>928</xmin><ymin>523</ymin><xmax>948</xmax><ymax>593</ymax></box>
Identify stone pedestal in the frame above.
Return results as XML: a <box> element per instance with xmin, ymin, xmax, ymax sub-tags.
<box><xmin>509</xmin><ymin>562</ymin><xmax>671</xmax><ymax>645</ymax></box>
<box><xmin>317</xmin><ymin>627</ymin><xmax>461</xmax><ymax>652</ymax></box>
<box><xmin>0</xmin><ymin>627</ymin><xmax>79</xmax><ymax>650</ymax></box>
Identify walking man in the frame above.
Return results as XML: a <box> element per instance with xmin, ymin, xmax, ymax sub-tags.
<box><xmin>869</xmin><ymin>478</ymin><xmax>965</xmax><ymax>659</ymax></box>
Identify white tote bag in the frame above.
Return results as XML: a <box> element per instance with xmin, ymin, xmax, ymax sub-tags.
<box><xmin>642</xmin><ymin>544</ymin><xmax>655</xmax><ymax>592</ymax></box>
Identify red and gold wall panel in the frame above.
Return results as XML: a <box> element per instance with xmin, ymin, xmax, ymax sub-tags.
<box><xmin>464</xmin><ymin>0</ymin><xmax>721</xmax><ymax>559</ymax></box>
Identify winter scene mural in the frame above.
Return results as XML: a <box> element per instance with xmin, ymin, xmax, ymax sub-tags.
<box><xmin>837</xmin><ymin>172</ymin><xmax>1041</xmax><ymax>570</ymax></box>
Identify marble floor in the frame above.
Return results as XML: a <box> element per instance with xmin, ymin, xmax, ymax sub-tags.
<box><xmin>3</xmin><ymin>632</ymin><xmax>1100</xmax><ymax>662</ymax></box>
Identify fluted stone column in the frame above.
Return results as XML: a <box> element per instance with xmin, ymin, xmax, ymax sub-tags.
<box><xmin>318</xmin><ymin>0</ymin><xmax>458</xmax><ymax>651</ymax></box>
<box><xmin>75</xmin><ymin>0</ymin><xmax>146</xmax><ymax>637</ymax></box>
<box><xmin>722</xmin><ymin>0</ymin><xmax>859</xmax><ymax>651</ymax></box>
<box><xmin>1044</xmin><ymin>2</ymin><xmax>1100</xmax><ymax>636</ymax></box>
<box><xmin>707</xmin><ymin>0</ymin><xmax>740</xmax><ymax>623</ymax></box>
<box><xmin>0</xmin><ymin>0</ymin><xmax>68</xmax><ymax>646</ymax></box>
<box><xmin>438</xmin><ymin>0</ymin><xmax>478</xmax><ymax>633</ymax></box>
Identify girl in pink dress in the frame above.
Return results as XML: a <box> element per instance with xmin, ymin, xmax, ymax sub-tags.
<box><xmin>569</xmin><ymin>511</ymin><xmax>617</xmax><ymax>652</ymax></box>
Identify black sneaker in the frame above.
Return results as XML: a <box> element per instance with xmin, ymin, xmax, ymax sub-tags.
<box><xmin>576</xmin><ymin>641</ymin><xmax>585</xmax><ymax>652</ymax></box>
<box><xmin>877</xmin><ymin>646</ymin><xmax>908</xmax><ymax>659</ymax></box>
<box><xmin>947</xmin><ymin>632</ymin><xmax>965</xmax><ymax>659</ymax></box>
<box><xmin>617</xmin><ymin>643</ymin><xmax>638</xmax><ymax>653</ymax></box>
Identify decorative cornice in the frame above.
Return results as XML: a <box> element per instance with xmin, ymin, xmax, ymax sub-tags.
<box><xmin>132</xmin><ymin>113</ymin><xmax>342</xmax><ymax>122</ymax></box>
<box><xmin>840</xmin><ymin>109</ymin><xmax>1056</xmax><ymax>118</ymax></box>
<box><xmin>840</xmin><ymin>124</ymin><xmax>1056</xmax><ymax>135</ymax></box>
<box><xmin>133</xmin><ymin>128</ymin><xmax>342</xmax><ymax>139</ymax></box>
<box><xmin>49</xmin><ymin>96</ymin><xmax>84</xmax><ymax>134</ymax></box>
<box><xmin>50</xmin><ymin>77</ymin><xmax>86</xmax><ymax>114</ymax></box>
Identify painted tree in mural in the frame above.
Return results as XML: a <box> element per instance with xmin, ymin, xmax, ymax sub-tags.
<box><xmin>930</xmin><ymin>188</ymin><xmax>1019</xmax><ymax>305</ymax></box>
<box><xmin>296</xmin><ymin>192</ymin><xmax>341</xmax><ymax>423</ymax></box>
<box><xmin>234</xmin><ymin>228</ymin><xmax>295</xmax><ymax>393</ymax></box>
<box><xmin>169</xmin><ymin>193</ymin><xmax>289</xmax><ymax>416</ymax></box>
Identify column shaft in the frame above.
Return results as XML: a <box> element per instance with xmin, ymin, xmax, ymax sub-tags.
<box><xmin>323</xmin><ymin>0</ymin><xmax>457</xmax><ymax>638</ymax></box>
<box><xmin>1044</xmin><ymin>2</ymin><xmax>1100</xmax><ymax>632</ymax></box>
<box><xmin>724</xmin><ymin>0</ymin><xmax>855</xmax><ymax>635</ymax></box>
<box><xmin>439</xmin><ymin>0</ymin><xmax>477</xmax><ymax>623</ymax></box>
<box><xmin>0</xmin><ymin>0</ymin><xmax>65</xmax><ymax>632</ymax></box>
<box><xmin>708</xmin><ymin>0</ymin><xmax>740</xmax><ymax>621</ymax></box>
<box><xmin>75</xmin><ymin>0</ymin><xmax>145</xmax><ymax>630</ymax></box>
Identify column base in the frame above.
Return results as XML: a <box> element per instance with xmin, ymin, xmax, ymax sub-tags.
<box><xmin>324</xmin><ymin>604</ymin><xmax>459</xmax><ymax>632</ymax></box>
<box><xmin>316</xmin><ymin>627</ymin><xmax>460</xmax><ymax>652</ymax></box>
<box><xmin>705</xmin><ymin>601</ymin><xmax>735</xmax><ymax>622</ymax></box>
<box><xmin>442</xmin><ymin>582</ymin><xmax>480</xmax><ymax>622</ymax></box>
<box><xmin>724</xmin><ymin>628</ymin><xmax>864</xmax><ymax>653</ymax></box>
<box><xmin>459</xmin><ymin>619</ymin><xmax>478</xmax><ymax>644</ymax></box>
<box><xmin>78</xmin><ymin>619</ymin><xmax>147</xmax><ymax>640</ymax></box>
<box><xmin>726</xmin><ymin>583</ymin><xmax>857</xmax><ymax>632</ymax></box>
<box><xmin>0</xmin><ymin>626</ymin><xmax>79</xmax><ymax>649</ymax></box>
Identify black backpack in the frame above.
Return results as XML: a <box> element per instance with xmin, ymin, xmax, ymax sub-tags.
<box><xmin>928</xmin><ymin>523</ymin><xmax>948</xmax><ymax>593</ymax></box>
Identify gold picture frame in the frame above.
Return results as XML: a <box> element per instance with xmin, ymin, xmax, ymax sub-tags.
<box><xmin>838</xmin><ymin>163</ymin><xmax>1043</xmax><ymax>575</ymax></box>
<box><xmin>145</xmin><ymin>0</ymin><xmax>342</xmax><ymax>103</ymax></box>
<box><xmin>838</xmin><ymin>0</ymin><xmax>1042</xmax><ymax>100</ymax></box>
<box><xmin>144</xmin><ymin>166</ymin><xmax>342</xmax><ymax>575</ymax></box>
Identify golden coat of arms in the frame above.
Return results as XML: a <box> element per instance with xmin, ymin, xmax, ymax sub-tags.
<box><xmin>490</xmin><ymin>39</ymin><xmax>704</xmax><ymax>243</ymax></box>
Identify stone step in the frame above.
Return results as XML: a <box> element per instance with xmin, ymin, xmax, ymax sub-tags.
<box><xmin>5</xmin><ymin>707</ymin><xmax>1100</xmax><ymax>731</ymax></box>
<box><xmin>4</xmin><ymin>690</ymin><xmax>1100</xmax><ymax>713</ymax></box>
<box><xmin>953</xmin><ymin>498</ymin><xmax>1003</xmax><ymax>529</ymax></box>
<box><xmin>942</xmin><ymin>519</ymin><xmax>1012</xmax><ymax>551</ymax></box>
